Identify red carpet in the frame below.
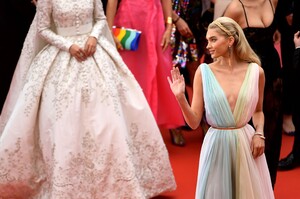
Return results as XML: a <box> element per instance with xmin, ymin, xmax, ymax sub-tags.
<box><xmin>154</xmin><ymin>128</ymin><xmax>300</xmax><ymax>199</ymax></box>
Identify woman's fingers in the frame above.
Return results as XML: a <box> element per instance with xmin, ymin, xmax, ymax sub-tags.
<box><xmin>161</xmin><ymin>38</ymin><xmax>169</xmax><ymax>52</ymax></box>
<box><xmin>251</xmin><ymin>137</ymin><xmax>265</xmax><ymax>158</ymax></box>
<box><xmin>84</xmin><ymin>36</ymin><xmax>97</xmax><ymax>56</ymax></box>
<box><xmin>70</xmin><ymin>44</ymin><xmax>87</xmax><ymax>62</ymax></box>
<box><xmin>86</xmin><ymin>45</ymin><xmax>96</xmax><ymax>56</ymax></box>
<box><xmin>171</xmin><ymin>67</ymin><xmax>179</xmax><ymax>81</ymax></box>
<box><xmin>76</xmin><ymin>50</ymin><xmax>87</xmax><ymax>62</ymax></box>
<box><xmin>84</xmin><ymin>43</ymin><xmax>96</xmax><ymax>56</ymax></box>
<box><xmin>174</xmin><ymin>67</ymin><xmax>181</xmax><ymax>80</ymax></box>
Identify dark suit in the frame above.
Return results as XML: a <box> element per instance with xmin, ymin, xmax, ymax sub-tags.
<box><xmin>0</xmin><ymin>0</ymin><xmax>36</xmax><ymax>111</ymax></box>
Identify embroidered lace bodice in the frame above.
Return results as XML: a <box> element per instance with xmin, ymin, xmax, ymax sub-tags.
<box><xmin>37</xmin><ymin>0</ymin><xmax>106</xmax><ymax>51</ymax></box>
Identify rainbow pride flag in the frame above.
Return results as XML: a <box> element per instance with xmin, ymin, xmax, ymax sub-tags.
<box><xmin>112</xmin><ymin>26</ymin><xmax>141</xmax><ymax>51</ymax></box>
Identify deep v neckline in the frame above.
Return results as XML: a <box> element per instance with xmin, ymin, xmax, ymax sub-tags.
<box><xmin>206</xmin><ymin>64</ymin><xmax>251</xmax><ymax>116</ymax></box>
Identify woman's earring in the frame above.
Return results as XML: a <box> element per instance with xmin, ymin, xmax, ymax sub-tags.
<box><xmin>228</xmin><ymin>46</ymin><xmax>232</xmax><ymax>66</ymax></box>
<box><xmin>228</xmin><ymin>46</ymin><xmax>232</xmax><ymax>56</ymax></box>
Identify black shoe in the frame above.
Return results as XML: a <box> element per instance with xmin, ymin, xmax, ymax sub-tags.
<box><xmin>283</xmin><ymin>130</ymin><xmax>295</xmax><ymax>136</ymax></box>
<box><xmin>278</xmin><ymin>153</ymin><xmax>300</xmax><ymax>171</ymax></box>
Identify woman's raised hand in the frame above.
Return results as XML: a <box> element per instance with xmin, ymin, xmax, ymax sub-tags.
<box><xmin>167</xmin><ymin>67</ymin><xmax>186</xmax><ymax>98</ymax></box>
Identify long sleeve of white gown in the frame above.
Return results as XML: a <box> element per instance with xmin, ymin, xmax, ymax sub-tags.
<box><xmin>89</xmin><ymin>0</ymin><xmax>107</xmax><ymax>40</ymax></box>
<box><xmin>36</xmin><ymin>0</ymin><xmax>107</xmax><ymax>52</ymax></box>
<box><xmin>37</xmin><ymin>0</ymin><xmax>73</xmax><ymax>51</ymax></box>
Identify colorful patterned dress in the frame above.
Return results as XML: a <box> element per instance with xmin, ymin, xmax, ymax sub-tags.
<box><xmin>171</xmin><ymin>0</ymin><xmax>212</xmax><ymax>85</ymax></box>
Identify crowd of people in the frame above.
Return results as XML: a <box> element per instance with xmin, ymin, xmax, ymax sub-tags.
<box><xmin>0</xmin><ymin>0</ymin><xmax>299</xmax><ymax>198</ymax></box>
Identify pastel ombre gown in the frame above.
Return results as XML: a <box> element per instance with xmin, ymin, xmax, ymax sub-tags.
<box><xmin>195</xmin><ymin>63</ymin><xmax>274</xmax><ymax>199</ymax></box>
<box><xmin>113</xmin><ymin>0</ymin><xmax>185</xmax><ymax>128</ymax></box>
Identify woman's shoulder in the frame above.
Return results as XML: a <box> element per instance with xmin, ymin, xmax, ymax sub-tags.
<box><xmin>272</xmin><ymin>0</ymin><xmax>278</xmax><ymax>8</ymax></box>
<box><xmin>249</xmin><ymin>62</ymin><xmax>261</xmax><ymax>69</ymax></box>
<box><xmin>226</xmin><ymin>0</ymin><xmax>243</xmax><ymax>11</ymax></box>
<box><xmin>200</xmin><ymin>62</ymin><xmax>210</xmax><ymax>67</ymax></box>
<box><xmin>196</xmin><ymin>63</ymin><xmax>211</xmax><ymax>78</ymax></box>
<box><xmin>248</xmin><ymin>62</ymin><xmax>264</xmax><ymax>76</ymax></box>
<box><xmin>199</xmin><ymin>62</ymin><xmax>212</xmax><ymax>72</ymax></box>
<box><xmin>223</xmin><ymin>0</ymin><xmax>244</xmax><ymax>20</ymax></box>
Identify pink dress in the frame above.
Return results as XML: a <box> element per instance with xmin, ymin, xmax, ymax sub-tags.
<box><xmin>114</xmin><ymin>0</ymin><xmax>185</xmax><ymax>129</ymax></box>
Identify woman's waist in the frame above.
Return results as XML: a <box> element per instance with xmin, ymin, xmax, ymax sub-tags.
<box><xmin>210</xmin><ymin>124</ymin><xmax>250</xmax><ymax>131</ymax></box>
<box><xmin>56</xmin><ymin>23</ymin><xmax>92</xmax><ymax>37</ymax></box>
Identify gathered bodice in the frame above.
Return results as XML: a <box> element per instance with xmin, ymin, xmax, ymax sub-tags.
<box><xmin>201</xmin><ymin>63</ymin><xmax>259</xmax><ymax>128</ymax></box>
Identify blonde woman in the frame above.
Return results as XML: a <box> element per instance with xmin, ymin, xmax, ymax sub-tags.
<box><xmin>169</xmin><ymin>17</ymin><xmax>274</xmax><ymax>198</ymax></box>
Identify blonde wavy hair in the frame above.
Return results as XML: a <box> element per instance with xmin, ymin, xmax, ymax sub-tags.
<box><xmin>208</xmin><ymin>16</ymin><xmax>261</xmax><ymax>65</ymax></box>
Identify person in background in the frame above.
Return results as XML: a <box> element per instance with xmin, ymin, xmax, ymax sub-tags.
<box><xmin>213</xmin><ymin>0</ymin><xmax>231</xmax><ymax>19</ymax></box>
<box><xmin>106</xmin><ymin>0</ymin><xmax>185</xmax><ymax>138</ymax></box>
<box><xmin>277</xmin><ymin>0</ymin><xmax>296</xmax><ymax>136</ymax></box>
<box><xmin>278</xmin><ymin>0</ymin><xmax>300</xmax><ymax>171</ymax></box>
<box><xmin>168</xmin><ymin>0</ymin><xmax>213</xmax><ymax>146</ymax></box>
<box><xmin>0</xmin><ymin>0</ymin><xmax>36</xmax><ymax>111</ymax></box>
<box><xmin>168</xmin><ymin>16</ymin><xmax>274</xmax><ymax>199</ymax></box>
<box><xmin>223</xmin><ymin>0</ymin><xmax>283</xmax><ymax>188</ymax></box>
<box><xmin>0</xmin><ymin>0</ymin><xmax>176</xmax><ymax>197</ymax></box>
